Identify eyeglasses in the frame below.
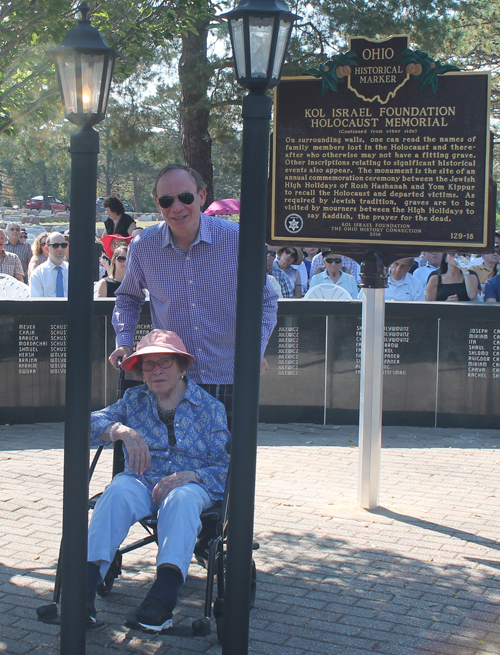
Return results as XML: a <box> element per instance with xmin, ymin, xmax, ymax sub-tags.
<box><xmin>116</xmin><ymin>256</ymin><xmax>127</xmax><ymax>263</ymax></box>
<box><xmin>41</xmin><ymin>242</ymin><xmax>47</xmax><ymax>247</ymax></box>
<box><xmin>49</xmin><ymin>242</ymin><xmax>68</xmax><ymax>249</ymax></box>
<box><xmin>324</xmin><ymin>257</ymin><xmax>343</xmax><ymax>264</ymax></box>
<box><xmin>111</xmin><ymin>241</ymin><xmax>127</xmax><ymax>248</ymax></box>
<box><xmin>140</xmin><ymin>357</ymin><xmax>175</xmax><ymax>372</ymax></box>
<box><xmin>157</xmin><ymin>192</ymin><xmax>195</xmax><ymax>209</ymax></box>
<box><xmin>266</xmin><ymin>250</ymin><xmax>276</xmax><ymax>257</ymax></box>
<box><xmin>9</xmin><ymin>228</ymin><xmax>20</xmax><ymax>232</ymax></box>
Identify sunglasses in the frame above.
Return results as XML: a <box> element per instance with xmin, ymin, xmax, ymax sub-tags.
<box><xmin>41</xmin><ymin>242</ymin><xmax>47</xmax><ymax>247</ymax></box>
<box><xmin>49</xmin><ymin>242</ymin><xmax>68</xmax><ymax>249</ymax></box>
<box><xmin>140</xmin><ymin>357</ymin><xmax>175</xmax><ymax>372</ymax></box>
<box><xmin>157</xmin><ymin>191</ymin><xmax>195</xmax><ymax>209</ymax></box>
<box><xmin>324</xmin><ymin>257</ymin><xmax>343</xmax><ymax>264</ymax></box>
<box><xmin>116</xmin><ymin>255</ymin><xmax>127</xmax><ymax>263</ymax></box>
<box><xmin>266</xmin><ymin>250</ymin><xmax>276</xmax><ymax>257</ymax></box>
<box><xmin>9</xmin><ymin>227</ymin><xmax>20</xmax><ymax>232</ymax></box>
<box><xmin>111</xmin><ymin>241</ymin><xmax>127</xmax><ymax>248</ymax></box>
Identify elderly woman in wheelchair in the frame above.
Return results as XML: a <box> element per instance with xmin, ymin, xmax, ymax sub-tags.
<box><xmin>86</xmin><ymin>329</ymin><xmax>230</xmax><ymax>632</ymax></box>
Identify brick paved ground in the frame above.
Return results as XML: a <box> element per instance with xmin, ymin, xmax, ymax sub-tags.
<box><xmin>1</xmin><ymin>421</ymin><xmax>500</xmax><ymax>655</ymax></box>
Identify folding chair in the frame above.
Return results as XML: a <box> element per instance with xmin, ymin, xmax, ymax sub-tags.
<box><xmin>303</xmin><ymin>282</ymin><xmax>353</xmax><ymax>300</ymax></box>
<box><xmin>37</xmin><ymin>366</ymin><xmax>257</xmax><ymax>643</ymax></box>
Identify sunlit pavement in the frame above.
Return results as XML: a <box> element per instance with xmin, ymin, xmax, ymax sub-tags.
<box><xmin>1</xmin><ymin>421</ymin><xmax>500</xmax><ymax>655</ymax></box>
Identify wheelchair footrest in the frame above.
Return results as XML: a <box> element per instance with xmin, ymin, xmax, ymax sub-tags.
<box><xmin>36</xmin><ymin>603</ymin><xmax>59</xmax><ymax>624</ymax></box>
<box><xmin>192</xmin><ymin>617</ymin><xmax>211</xmax><ymax>636</ymax></box>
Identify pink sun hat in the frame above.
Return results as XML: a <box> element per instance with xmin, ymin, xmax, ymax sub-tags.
<box><xmin>101</xmin><ymin>234</ymin><xmax>133</xmax><ymax>258</ymax></box>
<box><xmin>120</xmin><ymin>329</ymin><xmax>195</xmax><ymax>371</ymax></box>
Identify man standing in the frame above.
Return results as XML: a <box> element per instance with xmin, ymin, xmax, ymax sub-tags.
<box><xmin>110</xmin><ymin>164</ymin><xmax>278</xmax><ymax>422</ymax></box>
<box><xmin>0</xmin><ymin>229</ymin><xmax>23</xmax><ymax>281</ymax></box>
<box><xmin>5</xmin><ymin>222</ymin><xmax>31</xmax><ymax>281</ymax></box>
<box><xmin>29</xmin><ymin>232</ymin><xmax>69</xmax><ymax>297</ymax></box>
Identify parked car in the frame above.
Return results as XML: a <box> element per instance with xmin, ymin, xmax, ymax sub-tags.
<box><xmin>26</xmin><ymin>196</ymin><xmax>70</xmax><ymax>211</ymax></box>
<box><xmin>96</xmin><ymin>197</ymin><xmax>134</xmax><ymax>213</ymax></box>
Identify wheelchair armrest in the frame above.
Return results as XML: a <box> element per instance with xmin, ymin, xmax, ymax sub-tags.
<box><xmin>88</xmin><ymin>493</ymin><xmax>103</xmax><ymax>510</ymax></box>
<box><xmin>200</xmin><ymin>500</ymin><xmax>223</xmax><ymax>522</ymax></box>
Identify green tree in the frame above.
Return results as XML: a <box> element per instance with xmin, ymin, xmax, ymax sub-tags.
<box><xmin>0</xmin><ymin>0</ymin><xmax>211</xmax><ymax>137</ymax></box>
<box><xmin>0</xmin><ymin>0</ymin><xmax>72</xmax><ymax>136</ymax></box>
<box><xmin>171</xmin><ymin>0</ymin><xmax>484</xmax><ymax>203</ymax></box>
<box><xmin>0</xmin><ymin>117</ymin><xmax>72</xmax><ymax>206</ymax></box>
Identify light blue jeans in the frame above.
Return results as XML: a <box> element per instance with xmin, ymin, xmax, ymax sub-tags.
<box><xmin>87</xmin><ymin>472</ymin><xmax>213</xmax><ymax>581</ymax></box>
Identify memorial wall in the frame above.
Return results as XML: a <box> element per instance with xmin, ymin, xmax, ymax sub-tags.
<box><xmin>1</xmin><ymin>298</ymin><xmax>500</xmax><ymax>429</ymax></box>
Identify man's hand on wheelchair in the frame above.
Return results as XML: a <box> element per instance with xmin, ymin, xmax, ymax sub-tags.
<box><xmin>109</xmin><ymin>345</ymin><xmax>133</xmax><ymax>369</ymax></box>
<box><xmin>152</xmin><ymin>471</ymin><xmax>198</xmax><ymax>504</ymax></box>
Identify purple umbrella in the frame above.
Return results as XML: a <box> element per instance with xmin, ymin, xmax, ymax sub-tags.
<box><xmin>204</xmin><ymin>198</ymin><xmax>240</xmax><ymax>215</ymax></box>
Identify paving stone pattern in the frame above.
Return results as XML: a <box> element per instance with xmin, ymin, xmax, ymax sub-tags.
<box><xmin>1</xmin><ymin>422</ymin><xmax>500</xmax><ymax>654</ymax></box>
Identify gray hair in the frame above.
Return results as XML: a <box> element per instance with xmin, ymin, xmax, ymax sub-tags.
<box><xmin>151</xmin><ymin>164</ymin><xmax>207</xmax><ymax>199</ymax></box>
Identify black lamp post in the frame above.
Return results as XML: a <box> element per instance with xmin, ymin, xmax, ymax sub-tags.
<box><xmin>221</xmin><ymin>1</ymin><xmax>298</xmax><ymax>653</ymax></box>
<box><xmin>49</xmin><ymin>4</ymin><xmax>117</xmax><ymax>653</ymax></box>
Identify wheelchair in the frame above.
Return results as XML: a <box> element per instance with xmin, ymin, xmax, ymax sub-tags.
<box><xmin>37</xmin><ymin>367</ymin><xmax>257</xmax><ymax>643</ymax></box>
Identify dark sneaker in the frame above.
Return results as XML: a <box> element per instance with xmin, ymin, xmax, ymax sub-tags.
<box><xmin>135</xmin><ymin>597</ymin><xmax>173</xmax><ymax>632</ymax></box>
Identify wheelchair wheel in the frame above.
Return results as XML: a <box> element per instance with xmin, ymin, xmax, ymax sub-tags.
<box><xmin>97</xmin><ymin>552</ymin><xmax>122</xmax><ymax>598</ymax></box>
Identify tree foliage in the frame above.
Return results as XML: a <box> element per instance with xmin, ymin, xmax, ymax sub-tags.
<box><xmin>0</xmin><ymin>0</ymin><xmax>212</xmax><ymax>137</ymax></box>
<box><xmin>2</xmin><ymin>0</ymin><xmax>498</xmax><ymax>210</ymax></box>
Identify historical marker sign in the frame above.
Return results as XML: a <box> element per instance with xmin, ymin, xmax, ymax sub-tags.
<box><xmin>269</xmin><ymin>36</ymin><xmax>491</xmax><ymax>254</ymax></box>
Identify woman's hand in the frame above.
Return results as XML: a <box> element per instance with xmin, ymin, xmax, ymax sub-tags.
<box><xmin>445</xmin><ymin>294</ymin><xmax>459</xmax><ymax>302</ymax></box>
<box><xmin>113</xmin><ymin>424</ymin><xmax>151</xmax><ymax>475</ymax></box>
<box><xmin>100</xmin><ymin>255</ymin><xmax>111</xmax><ymax>277</ymax></box>
<box><xmin>152</xmin><ymin>471</ymin><xmax>198</xmax><ymax>504</ymax></box>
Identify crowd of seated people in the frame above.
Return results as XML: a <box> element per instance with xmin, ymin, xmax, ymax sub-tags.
<box><xmin>0</xmin><ymin>214</ymin><xmax>133</xmax><ymax>298</ymax></box>
<box><xmin>266</xmin><ymin>231</ymin><xmax>500</xmax><ymax>303</ymax></box>
<box><xmin>3</xmin><ymin>207</ymin><xmax>500</xmax><ymax>305</ymax></box>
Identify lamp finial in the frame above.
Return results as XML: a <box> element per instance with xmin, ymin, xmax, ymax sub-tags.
<box><xmin>78</xmin><ymin>2</ymin><xmax>90</xmax><ymax>23</ymax></box>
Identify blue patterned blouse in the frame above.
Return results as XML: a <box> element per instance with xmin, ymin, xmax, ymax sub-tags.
<box><xmin>90</xmin><ymin>378</ymin><xmax>230</xmax><ymax>501</ymax></box>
